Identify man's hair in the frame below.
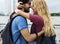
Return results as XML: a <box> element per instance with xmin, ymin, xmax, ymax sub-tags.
<box><xmin>18</xmin><ymin>0</ymin><xmax>29</xmax><ymax>4</ymax></box>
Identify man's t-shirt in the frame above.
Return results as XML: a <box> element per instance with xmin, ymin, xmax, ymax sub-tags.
<box><xmin>11</xmin><ymin>16</ymin><xmax>28</xmax><ymax>44</ymax></box>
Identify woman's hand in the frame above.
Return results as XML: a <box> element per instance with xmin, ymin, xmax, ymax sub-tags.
<box><xmin>16</xmin><ymin>2</ymin><xmax>24</xmax><ymax>9</ymax></box>
<box><xmin>15</xmin><ymin>9</ymin><xmax>20</xmax><ymax>14</ymax></box>
<box><xmin>41</xmin><ymin>27</ymin><xmax>44</xmax><ymax>33</ymax></box>
<box><xmin>15</xmin><ymin>2</ymin><xmax>24</xmax><ymax>14</ymax></box>
<box><xmin>15</xmin><ymin>8</ymin><xmax>30</xmax><ymax>19</ymax></box>
<box><xmin>37</xmin><ymin>27</ymin><xmax>44</xmax><ymax>37</ymax></box>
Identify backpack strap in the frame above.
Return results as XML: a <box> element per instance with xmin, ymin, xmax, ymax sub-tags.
<box><xmin>33</xmin><ymin>24</ymin><xmax>39</xmax><ymax>44</ymax></box>
<box><xmin>10</xmin><ymin>15</ymin><xmax>20</xmax><ymax>44</ymax></box>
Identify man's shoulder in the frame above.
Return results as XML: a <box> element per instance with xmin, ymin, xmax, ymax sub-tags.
<box><xmin>12</xmin><ymin>15</ymin><xmax>27</xmax><ymax>25</ymax></box>
<box><xmin>14</xmin><ymin>16</ymin><xmax>26</xmax><ymax>21</ymax></box>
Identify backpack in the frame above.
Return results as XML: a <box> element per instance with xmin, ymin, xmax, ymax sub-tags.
<box><xmin>33</xmin><ymin>24</ymin><xmax>56</xmax><ymax>44</ymax></box>
<box><xmin>1</xmin><ymin>12</ymin><xmax>20</xmax><ymax>44</ymax></box>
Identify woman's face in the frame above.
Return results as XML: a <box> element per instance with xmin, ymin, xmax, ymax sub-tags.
<box><xmin>31</xmin><ymin>1</ymin><xmax>37</xmax><ymax>12</ymax></box>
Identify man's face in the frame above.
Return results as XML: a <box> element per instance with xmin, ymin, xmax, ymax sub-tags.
<box><xmin>24</xmin><ymin>2</ymin><xmax>31</xmax><ymax>12</ymax></box>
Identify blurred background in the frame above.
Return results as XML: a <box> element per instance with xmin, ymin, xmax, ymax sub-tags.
<box><xmin>0</xmin><ymin>0</ymin><xmax>60</xmax><ymax>44</ymax></box>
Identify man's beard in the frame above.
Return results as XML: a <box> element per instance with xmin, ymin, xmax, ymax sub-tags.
<box><xmin>24</xmin><ymin>8</ymin><xmax>30</xmax><ymax>12</ymax></box>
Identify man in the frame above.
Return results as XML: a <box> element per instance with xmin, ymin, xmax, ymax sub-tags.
<box><xmin>12</xmin><ymin>0</ymin><xmax>44</xmax><ymax>44</ymax></box>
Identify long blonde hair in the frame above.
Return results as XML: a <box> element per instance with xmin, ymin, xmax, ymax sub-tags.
<box><xmin>33</xmin><ymin>0</ymin><xmax>56</xmax><ymax>36</ymax></box>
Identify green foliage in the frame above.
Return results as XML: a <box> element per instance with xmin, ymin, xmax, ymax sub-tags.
<box><xmin>0</xmin><ymin>13</ymin><xmax>8</xmax><ymax>16</ymax></box>
<box><xmin>51</xmin><ymin>13</ymin><xmax>60</xmax><ymax>16</ymax></box>
<box><xmin>0</xmin><ymin>13</ymin><xmax>60</xmax><ymax>16</ymax></box>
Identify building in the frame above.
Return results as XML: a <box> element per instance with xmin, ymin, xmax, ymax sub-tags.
<box><xmin>0</xmin><ymin>0</ymin><xmax>17</xmax><ymax>15</ymax></box>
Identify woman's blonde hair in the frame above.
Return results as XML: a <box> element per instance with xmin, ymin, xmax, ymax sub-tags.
<box><xmin>33</xmin><ymin>0</ymin><xmax>56</xmax><ymax>36</ymax></box>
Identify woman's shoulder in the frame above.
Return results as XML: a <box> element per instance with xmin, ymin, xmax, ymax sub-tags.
<box><xmin>29</xmin><ymin>14</ymin><xmax>44</xmax><ymax>25</ymax></box>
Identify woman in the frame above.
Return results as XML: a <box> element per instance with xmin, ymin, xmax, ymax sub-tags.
<box><xmin>15</xmin><ymin>0</ymin><xmax>56</xmax><ymax>43</ymax></box>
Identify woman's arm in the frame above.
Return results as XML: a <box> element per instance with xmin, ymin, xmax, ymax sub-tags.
<box><xmin>15</xmin><ymin>9</ymin><xmax>44</xmax><ymax>25</ymax></box>
<box><xmin>15</xmin><ymin>9</ymin><xmax>30</xmax><ymax>19</ymax></box>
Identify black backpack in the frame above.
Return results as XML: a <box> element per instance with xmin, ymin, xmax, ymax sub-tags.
<box><xmin>33</xmin><ymin>24</ymin><xmax>56</xmax><ymax>44</ymax></box>
<box><xmin>1</xmin><ymin>12</ymin><xmax>20</xmax><ymax>44</ymax></box>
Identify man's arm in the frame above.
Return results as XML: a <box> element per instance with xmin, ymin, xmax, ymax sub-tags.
<box><xmin>16</xmin><ymin>16</ymin><xmax>44</xmax><ymax>42</ymax></box>
<box><xmin>20</xmin><ymin>28</ymin><xmax>44</xmax><ymax>42</ymax></box>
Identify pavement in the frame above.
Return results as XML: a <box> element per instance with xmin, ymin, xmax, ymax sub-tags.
<box><xmin>0</xmin><ymin>34</ymin><xmax>2</xmax><ymax>44</ymax></box>
<box><xmin>0</xmin><ymin>38</ymin><xmax>2</xmax><ymax>44</ymax></box>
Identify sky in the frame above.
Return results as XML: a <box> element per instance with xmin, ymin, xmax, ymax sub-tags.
<box><xmin>0</xmin><ymin>0</ymin><xmax>5</xmax><ymax>13</ymax></box>
<box><xmin>46</xmin><ymin>0</ymin><xmax>60</xmax><ymax>13</ymax></box>
<box><xmin>0</xmin><ymin>0</ymin><xmax>60</xmax><ymax>14</ymax></box>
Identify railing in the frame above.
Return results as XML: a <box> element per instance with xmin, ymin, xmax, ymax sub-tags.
<box><xmin>54</xmin><ymin>24</ymin><xmax>60</xmax><ymax>29</ymax></box>
<box><xmin>0</xmin><ymin>23</ymin><xmax>60</xmax><ymax>30</ymax></box>
<box><xmin>0</xmin><ymin>23</ymin><xmax>6</xmax><ymax>31</ymax></box>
